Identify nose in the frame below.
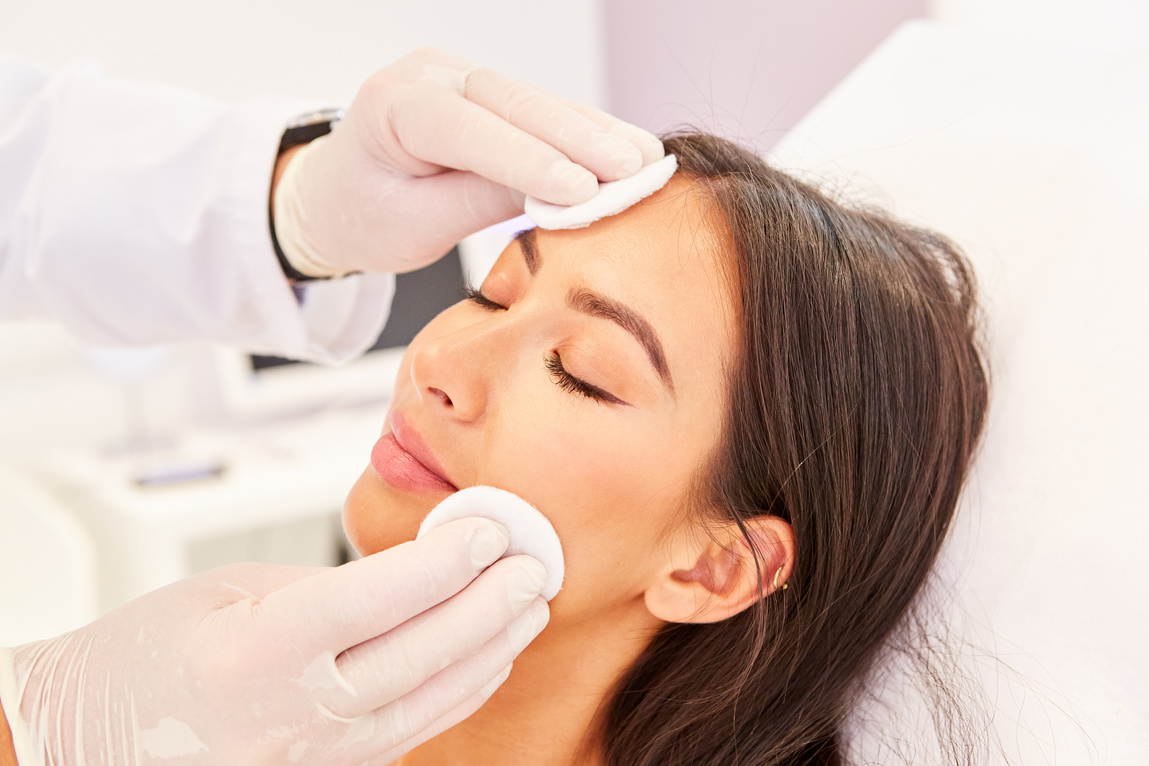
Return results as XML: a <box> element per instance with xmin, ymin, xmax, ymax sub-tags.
<box><xmin>408</xmin><ymin>322</ymin><xmax>497</xmax><ymax>423</ymax></box>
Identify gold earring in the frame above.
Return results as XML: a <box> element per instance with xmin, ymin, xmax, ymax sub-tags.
<box><xmin>773</xmin><ymin>566</ymin><xmax>788</xmax><ymax>591</ymax></box>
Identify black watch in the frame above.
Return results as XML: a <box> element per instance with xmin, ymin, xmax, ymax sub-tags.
<box><xmin>269</xmin><ymin>109</ymin><xmax>345</xmax><ymax>283</ymax></box>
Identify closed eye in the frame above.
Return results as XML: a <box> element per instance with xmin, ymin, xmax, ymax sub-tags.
<box><xmin>545</xmin><ymin>353</ymin><xmax>628</xmax><ymax>406</ymax></box>
<box><xmin>463</xmin><ymin>285</ymin><xmax>506</xmax><ymax>311</ymax></box>
<box><xmin>465</xmin><ymin>285</ymin><xmax>628</xmax><ymax>406</ymax></box>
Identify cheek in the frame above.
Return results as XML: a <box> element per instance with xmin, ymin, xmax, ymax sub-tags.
<box><xmin>482</xmin><ymin>408</ymin><xmax>701</xmax><ymax>620</ymax></box>
<box><xmin>342</xmin><ymin>468</ymin><xmax>430</xmax><ymax>556</ymax></box>
<box><xmin>341</xmin><ymin>341</ymin><xmax>446</xmax><ymax>557</ymax></box>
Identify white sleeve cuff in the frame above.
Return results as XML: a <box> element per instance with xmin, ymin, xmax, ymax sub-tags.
<box><xmin>0</xmin><ymin>56</ymin><xmax>394</xmax><ymax>363</ymax></box>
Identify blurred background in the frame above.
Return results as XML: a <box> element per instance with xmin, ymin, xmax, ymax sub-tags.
<box><xmin>0</xmin><ymin>0</ymin><xmax>1141</xmax><ymax>627</ymax></box>
<box><xmin>0</xmin><ymin>0</ymin><xmax>959</xmax><ymax>637</ymax></box>
<box><xmin>0</xmin><ymin>3</ymin><xmax>1146</xmax><ymax>759</ymax></box>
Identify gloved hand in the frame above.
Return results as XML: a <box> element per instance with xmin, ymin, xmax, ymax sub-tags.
<box><xmin>272</xmin><ymin>47</ymin><xmax>664</xmax><ymax>277</ymax></box>
<box><xmin>0</xmin><ymin>518</ymin><xmax>549</xmax><ymax>766</ymax></box>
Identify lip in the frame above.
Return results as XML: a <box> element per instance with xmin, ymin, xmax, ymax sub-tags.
<box><xmin>370</xmin><ymin>411</ymin><xmax>458</xmax><ymax>494</ymax></box>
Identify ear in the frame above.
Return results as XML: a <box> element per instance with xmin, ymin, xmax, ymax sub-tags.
<box><xmin>644</xmin><ymin>515</ymin><xmax>795</xmax><ymax>624</ymax></box>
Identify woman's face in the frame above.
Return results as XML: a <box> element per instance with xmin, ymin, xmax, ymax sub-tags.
<box><xmin>343</xmin><ymin>178</ymin><xmax>737</xmax><ymax>622</ymax></box>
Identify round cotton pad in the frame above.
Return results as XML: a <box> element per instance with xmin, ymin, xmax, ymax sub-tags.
<box><xmin>417</xmin><ymin>486</ymin><xmax>565</xmax><ymax>600</ymax></box>
<box><xmin>525</xmin><ymin>154</ymin><xmax>678</xmax><ymax>230</ymax></box>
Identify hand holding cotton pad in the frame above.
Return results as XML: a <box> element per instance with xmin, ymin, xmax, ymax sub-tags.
<box><xmin>525</xmin><ymin>154</ymin><xmax>678</xmax><ymax>230</ymax></box>
<box><xmin>417</xmin><ymin>486</ymin><xmax>565</xmax><ymax>601</ymax></box>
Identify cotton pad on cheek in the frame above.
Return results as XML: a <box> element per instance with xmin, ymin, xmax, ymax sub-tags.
<box><xmin>524</xmin><ymin>154</ymin><xmax>678</xmax><ymax>230</ymax></box>
<box><xmin>417</xmin><ymin>486</ymin><xmax>565</xmax><ymax>601</ymax></box>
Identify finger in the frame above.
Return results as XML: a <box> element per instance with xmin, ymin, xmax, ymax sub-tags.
<box><xmin>361</xmin><ymin>665</ymin><xmax>512</xmax><ymax>766</ymax></box>
<box><xmin>463</xmin><ymin>68</ymin><xmax>644</xmax><ymax>182</ymax></box>
<box><xmin>391</xmin><ymin>82</ymin><xmax>599</xmax><ymax>205</ymax></box>
<box><xmin>328</xmin><ymin>556</ymin><xmax>546</xmax><ymax>717</ymax></box>
<box><xmin>255</xmin><ymin>517</ymin><xmax>510</xmax><ymax>655</ymax></box>
<box><xmin>369</xmin><ymin>169</ymin><xmax>525</xmax><ymax>273</ymax></box>
<box><xmin>344</xmin><ymin>598</ymin><xmax>548</xmax><ymax>763</ymax></box>
<box><xmin>194</xmin><ymin>562</ymin><xmax>329</xmax><ymax>603</ymax></box>
<box><xmin>559</xmin><ymin>98</ymin><xmax>665</xmax><ymax>166</ymax></box>
<box><xmin>404</xmin><ymin>46</ymin><xmax>477</xmax><ymax>75</ymax></box>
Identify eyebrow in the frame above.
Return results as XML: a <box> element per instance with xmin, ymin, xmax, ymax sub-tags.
<box><xmin>515</xmin><ymin>228</ymin><xmax>540</xmax><ymax>275</ymax></box>
<box><xmin>513</xmin><ymin>228</ymin><xmax>674</xmax><ymax>392</ymax></box>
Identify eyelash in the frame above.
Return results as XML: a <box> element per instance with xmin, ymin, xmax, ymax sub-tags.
<box><xmin>463</xmin><ymin>285</ymin><xmax>505</xmax><ymax>311</ymax></box>
<box><xmin>463</xmin><ymin>285</ymin><xmax>624</xmax><ymax>406</ymax></box>
<box><xmin>545</xmin><ymin>353</ymin><xmax>624</xmax><ymax>404</ymax></box>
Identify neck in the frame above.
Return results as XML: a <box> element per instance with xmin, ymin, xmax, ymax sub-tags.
<box><xmin>395</xmin><ymin>600</ymin><xmax>661</xmax><ymax>766</ymax></box>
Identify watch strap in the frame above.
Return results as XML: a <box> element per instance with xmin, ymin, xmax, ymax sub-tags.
<box><xmin>270</xmin><ymin>109</ymin><xmax>345</xmax><ymax>283</ymax></box>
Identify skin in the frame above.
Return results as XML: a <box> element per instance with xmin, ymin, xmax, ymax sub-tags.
<box><xmin>344</xmin><ymin>178</ymin><xmax>794</xmax><ymax>765</ymax></box>
<box><xmin>0</xmin><ymin>703</ymin><xmax>13</xmax><ymax>766</ymax></box>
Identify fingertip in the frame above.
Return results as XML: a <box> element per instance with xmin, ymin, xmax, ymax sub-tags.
<box><xmin>461</xmin><ymin>517</ymin><xmax>510</xmax><ymax>568</ymax></box>
<box><xmin>606</xmin><ymin>122</ymin><xmax>664</xmax><ymax>166</ymax></box>
<box><xmin>551</xmin><ymin>162</ymin><xmax>599</xmax><ymax>205</ymax></box>
<box><xmin>517</xmin><ymin>555</ymin><xmax>548</xmax><ymax>590</ymax></box>
<box><xmin>638</xmin><ymin>135</ymin><xmax>666</xmax><ymax>165</ymax></box>
<box><xmin>591</xmin><ymin>132</ymin><xmax>643</xmax><ymax>181</ymax></box>
<box><xmin>501</xmin><ymin>555</ymin><xmax>547</xmax><ymax>611</ymax></box>
<box><xmin>506</xmin><ymin>596</ymin><xmax>549</xmax><ymax>652</ymax></box>
<box><xmin>529</xmin><ymin>596</ymin><xmax>551</xmax><ymax>632</ymax></box>
<box><xmin>612</xmin><ymin>144</ymin><xmax>644</xmax><ymax>179</ymax></box>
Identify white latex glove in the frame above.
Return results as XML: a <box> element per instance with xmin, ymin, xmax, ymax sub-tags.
<box><xmin>0</xmin><ymin>518</ymin><xmax>549</xmax><ymax>766</ymax></box>
<box><xmin>272</xmin><ymin>47</ymin><xmax>664</xmax><ymax>277</ymax></box>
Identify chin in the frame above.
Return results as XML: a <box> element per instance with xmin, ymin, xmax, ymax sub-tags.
<box><xmin>342</xmin><ymin>465</ymin><xmax>443</xmax><ymax>555</ymax></box>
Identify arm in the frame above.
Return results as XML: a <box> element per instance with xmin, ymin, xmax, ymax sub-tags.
<box><xmin>0</xmin><ymin>49</ymin><xmax>659</xmax><ymax>361</ymax></box>
<box><xmin>0</xmin><ymin>700</ymin><xmax>15</xmax><ymax>766</ymax></box>
<box><xmin>0</xmin><ymin>52</ymin><xmax>392</xmax><ymax>364</ymax></box>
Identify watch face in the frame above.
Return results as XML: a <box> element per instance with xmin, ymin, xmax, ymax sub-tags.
<box><xmin>285</xmin><ymin>108</ymin><xmax>345</xmax><ymax>131</ymax></box>
<box><xmin>279</xmin><ymin>109</ymin><xmax>345</xmax><ymax>155</ymax></box>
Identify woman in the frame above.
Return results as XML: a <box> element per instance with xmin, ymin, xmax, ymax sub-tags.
<box><xmin>343</xmin><ymin>133</ymin><xmax>989</xmax><ymax>765</ymax></box>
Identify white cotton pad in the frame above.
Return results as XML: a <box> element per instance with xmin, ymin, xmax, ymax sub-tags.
<box><xmin>417</xmin><ymin>486</ymin><xmax>565</xmax><ymax>601</ymax></box>
<box><xmin>525</xmin><ymin>154</ymin><xmax>678</xmax><ymax>230</ymax></box>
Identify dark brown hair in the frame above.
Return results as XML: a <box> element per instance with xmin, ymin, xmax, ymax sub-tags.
<box><xmin>598</xmin><ymin>133</ymin><xmax>990</xmax><ymax>764</ymax></box>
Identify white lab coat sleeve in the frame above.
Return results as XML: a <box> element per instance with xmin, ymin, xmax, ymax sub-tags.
<box><xmin>0</xmin><ymin>52</ymin><xmax>394</xmax><ymax>365</ymax></box>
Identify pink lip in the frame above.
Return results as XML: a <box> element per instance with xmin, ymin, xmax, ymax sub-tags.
<box><xmin>370</xmin><ymin>412</ymin><xmax>458</xmax><ymax>494</ymax></box>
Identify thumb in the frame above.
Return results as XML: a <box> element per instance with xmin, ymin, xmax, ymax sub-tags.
<box><xmin>384</xmin><ymin>170</ymin><xmax>526</xmax><ymax>273</ymax></box>
<box><xmin>188</xmin><ymin>561</ymin><xmax>330</xmax><ymax>604</ymax></box>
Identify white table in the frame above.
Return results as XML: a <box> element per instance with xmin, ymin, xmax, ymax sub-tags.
<box><xmin>42</xmin><ymin>401</ymin><xmax>387</xmax><ymax>616</ymax></box>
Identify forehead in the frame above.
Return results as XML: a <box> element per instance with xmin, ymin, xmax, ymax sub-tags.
<box><xmin>533</xmin><ymin>177</ymin><xmax>738</xmax><ymax>399</ymax></box>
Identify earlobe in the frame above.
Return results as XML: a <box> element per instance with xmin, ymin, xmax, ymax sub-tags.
<box><xmin>644</xmin><ymin>515</ymin><xmax>794</xmax><ymax>624</ymax></box>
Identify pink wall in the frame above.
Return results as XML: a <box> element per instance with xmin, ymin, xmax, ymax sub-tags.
<box><xmin>603</xmin><ymin>0</ymin><xmax>926</xmax><ymax>152</ymax></box>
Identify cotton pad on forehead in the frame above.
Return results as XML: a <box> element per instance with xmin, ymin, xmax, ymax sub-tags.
<box><xmin>417</xmin><ymin>486</ymin><xmax>565</xmax><ymax>601</ymax></box>
<box><xmin>525</xmin><ymin>154</ymin><xmax>678</xmax><ymax>230</ymax></box>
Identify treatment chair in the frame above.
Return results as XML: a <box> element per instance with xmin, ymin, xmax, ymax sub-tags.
<box><xmin>769</xmin><ymin>20</ymin><xmax>1148</xmax><ymax>762</ymax></box>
